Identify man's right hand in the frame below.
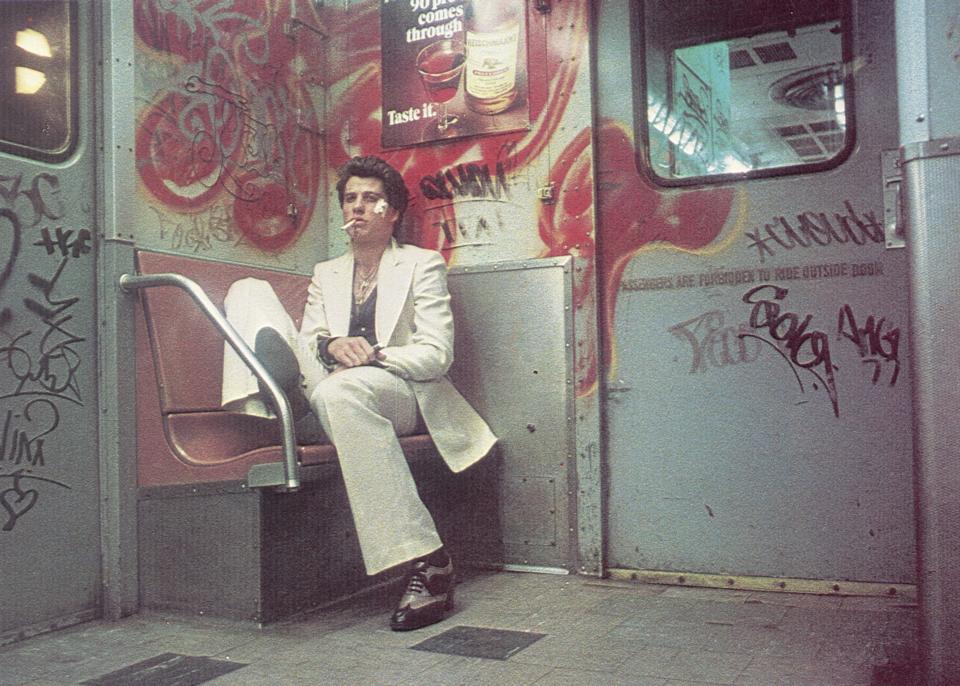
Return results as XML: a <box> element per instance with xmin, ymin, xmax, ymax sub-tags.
<box><xmin>327</xmin><ymin>336</ymin><xmax>384</xmax><ymax>368</ymax></box>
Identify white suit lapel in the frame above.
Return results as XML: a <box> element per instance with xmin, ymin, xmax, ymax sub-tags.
<box><xmin>376</xmin><ymin>240</ymin><xmax>414</xmax><ymax>347</ymax></box>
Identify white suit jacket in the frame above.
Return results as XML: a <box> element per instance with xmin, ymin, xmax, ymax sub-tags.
<box><xmin>299</xmin><ymin>240</ymin><xmax>496</xmax><ymax>473</ymax></box>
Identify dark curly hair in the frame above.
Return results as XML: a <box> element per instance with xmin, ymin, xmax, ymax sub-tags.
<box><xmin>336</xmin><ymin>156</ymin><xmax>410</xmax><ymax>239</ymax></box>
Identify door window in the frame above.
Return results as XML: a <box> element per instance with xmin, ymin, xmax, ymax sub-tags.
<box><xmin>0</xmin><ymin>1</ymin><xmax>77</xmax><ymax>162</ymax></box>
<box><xmin>638</xmin><ymin>0</ymin><xmax>852</xmax><ymax>184</ymax></box>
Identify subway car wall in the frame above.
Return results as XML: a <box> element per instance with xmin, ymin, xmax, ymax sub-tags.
<box><xmin>0</xmin><ymin>0</ymin><xmax>942</xmax><ymax>656</ymax></box>
<box><xmin>1</xmin><ymin>0</ymin><xmax>604</xmax><ymax>642</ymax></box>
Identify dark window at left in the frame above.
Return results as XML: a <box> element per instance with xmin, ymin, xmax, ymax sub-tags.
<box><xmin>0</xmin><ymin>1</ymin><xmax>77</xmax><ymax>162</ymax></box>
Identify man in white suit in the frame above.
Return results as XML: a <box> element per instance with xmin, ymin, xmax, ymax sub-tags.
<box><xmin>222</xmin><ymin>156</ymin><xmax>496</xmax><ymax>631</ymax></box>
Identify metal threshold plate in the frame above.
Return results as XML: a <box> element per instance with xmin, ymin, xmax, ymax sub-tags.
<box><xmin>412</xmin><ymin>625</ymin><xmax>546</xmax><ymax>660</ymax></box>
<box><xmin>81</xmin><ymin>653</ymin><xmax>246</xmax><ymax>686</ymax></box>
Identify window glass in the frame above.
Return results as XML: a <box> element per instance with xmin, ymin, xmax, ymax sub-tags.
<box><xmin>0</xmin><ymin>1</ymin><xmax>77</xmax><ymax>162</ymax></box>
<box><xmin>639</xmin><ymin>0</ymin><xmax>850</xmax><ymax>183</ymax></box>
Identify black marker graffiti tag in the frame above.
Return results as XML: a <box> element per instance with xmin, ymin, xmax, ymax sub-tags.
<box><xmin>745</xmin><ymin>200</ymin><xmax>884</xmax><ymax>263</ymax></box>
<box><xmin>0</xmin><ymin>172</ymin><xmax>64</xmax><ymax>227</ymax></box>
<box><xmin>1</xmin><ymin>398</ymin><xmax>59</xmax><ymax>467</ymax></box>
<box><xmin>838</xmin><ymin>304</ymin><xmax>900</xmax><ymax>386</ymax></box>
<box><xmin>0</xmin><ymin>208</ymin><xmax>21</xmax><ymax>327</ymax></box>
<box><xmin>152</xmin><ymin>204</ymin><xmax>241</xmax><ymax>253</ymax></box>
<box><xmin>739</xmin><ymin>284</ymin><xmax>839</xmax><ymax>417</ymax></box>
<box><xmin>0</xmin><ymin>468</ymin><xmax>70</xmax><ymax>532</ymax></box>
<box><xmin>33</xmin><ymin>227</ymin><xmax>93</xmax><ymax>259</ymax></box>
<box><xmin>419</xmin><ymin>161</ymin><xmax>510</xmax><ymax>202</ymax></box>
<box><xmin>1</xmin><ymin>258</ymin><xmax>85</xmax><ymax>403</ymax></box>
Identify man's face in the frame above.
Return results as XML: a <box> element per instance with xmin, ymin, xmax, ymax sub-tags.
<box><xmin>342</xmin><ymin>176</ymin><xmax>398</xmax><ymax>248</ymax></box>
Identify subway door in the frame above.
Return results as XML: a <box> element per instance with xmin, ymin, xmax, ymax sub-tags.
<box><xmin>595</xmin><ymin>0</ymin><xmax>914</xmax><ymax>587</ymax></box>
<box><xmin>0</xmin><ymin>1</ymin><xmax>102</xmax><ymax>643</ymax></box>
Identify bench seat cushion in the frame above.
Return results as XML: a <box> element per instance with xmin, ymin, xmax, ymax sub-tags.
<box><xmin>135</xmin><ymin>250</ymin><xmax>436</xmax><ymax>488</ymax></box>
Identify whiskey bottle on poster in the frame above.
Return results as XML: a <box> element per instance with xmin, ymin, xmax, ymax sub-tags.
<box><xmin>463</xmin><ymin>1</ymin><xmax>521</xmax><ymax>115</ymax></box>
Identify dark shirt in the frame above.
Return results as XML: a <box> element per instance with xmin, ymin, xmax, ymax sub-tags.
<box><xmin>317</xmin><ymin>288</ymin><xmax>378</xmax><ymax>367</ymax></box>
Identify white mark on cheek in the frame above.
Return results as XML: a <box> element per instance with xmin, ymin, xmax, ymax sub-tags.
<box><xmin>374</xmin><ymin>199</ymin><xmax>387</xmax><ymax>216</ymax></box>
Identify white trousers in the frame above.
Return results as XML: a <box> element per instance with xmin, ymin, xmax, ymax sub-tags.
<box><xmin>222</xmin><ymin>278</ymin><xmax>442</xmax><ymax>575</ymax></box>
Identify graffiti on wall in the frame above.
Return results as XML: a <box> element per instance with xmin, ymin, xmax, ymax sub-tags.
<box><xmin>593</xmin><ymin>119</ymin><xmax>747</xmax><ymax>378</ymax></box>
<box><xmin>669</xmin><ymin>310</ymin><xmax>763</xmax><ymax>374</ymax></box>
<box><xmin>738</xmin><ymin>283</ymin><xmax>900</xmax><ymax>418</ymax></box>
<box><xmin>319</xmin><ymin>0</ymin><xmax>598</xmax><ymax>394</ymax></box>
<box><xmin>0</xmin><ymin>172</ymin><xmax>83</xmax><ymax>531</ymax></box>
<box><xmin>744</xmin><ymin>200</ymin><xmax>885</xmax><ymax>264</ymax></box>
<box><xmin>134</xmin><ymin>0</ymin><xmax>325</xmax><ymax>254</ymax></box>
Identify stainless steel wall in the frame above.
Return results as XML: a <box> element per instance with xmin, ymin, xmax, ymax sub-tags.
<box><xmin>0</xmin><ymin>2</ymin><xmax>102</xmax><ymax>644</ymax></box>
<box><xmin>448</xmin><ymin>258</ymin><xmax>578</xmax><ymax>571</ymax></box>
<box><xmin>595</xmin><ymin>0</ymin><xmax>915</xmax><ymax>584</ymax></box>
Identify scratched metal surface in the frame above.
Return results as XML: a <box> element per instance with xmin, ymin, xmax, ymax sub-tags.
<box><xmin>0</xmin><ymin>4</ymin><xmax>102</xmax><ymax>640</ymax></box>
<box><xmin>447</xmin><ymin>259</ymin><xmax>576</xmax><ymax>570</ymax></box>
<box><xmin>904</xmin><ymin>144</ymin><xmax>960</xmax><ymax>681</ymax></box>
<box><xmin>925</xmin><ymin>0</ymin><xmax>960</xmax><ymax>141</ymax></box>
<box><xmin>596</xmin><ymin>0</ymin><xmax>916</xmax><ymax>583</ymax></box>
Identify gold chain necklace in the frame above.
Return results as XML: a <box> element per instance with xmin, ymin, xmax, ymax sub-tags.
<box><xmin>354</xmin><ymin>263</ymin><xmax>379</xmax><ymax>305</ymax></box>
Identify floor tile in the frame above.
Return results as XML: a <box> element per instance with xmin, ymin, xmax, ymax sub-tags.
<box><xmin>534</xmin><ymin>667</ymin><xmax>667</xmax><ymax>685</ymax></box>
<box><xmin>630</xmin><ymin>648</ymin><xmax>753</xmax><ymax>683</ymax></box>
<box><xmin>413</xmin><ymin>654</ymin><xmax>554</xmax><ymax>686</ymax></box>
<box><xmin>744</xmin><ymin>654</ymin><xmax>891</xmax><ymax>685</ymax></box>
<box><xmin>0</xmin><ymin>573</ymin><xmax>918</xmax><ymax>686</ymax></box>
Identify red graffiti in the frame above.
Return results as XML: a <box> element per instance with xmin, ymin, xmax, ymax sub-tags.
<box><xmin>134</xmin><ymin>0</ymin><xmax>270</xmax><ymax>63</ymax></box>
<box><xmin>232</xmin><ymin>179</ymin><xmax>299</xmax><ymax>252</ymax></box>
<box><xmin>136</xmin><ymin>91</ymin><xmax>240</xmax><ymax>210</ymax></box>
<box><xmin>322</xmin><ymin>0</ymin><xmax>589</xmax><ymax>254</ymax></box>
<box><xmin>594</xmin><ymin>120</ymin><xmax>737</xmax><ymax>374</ymax></box>
<box><xmin>539</xmin><ymin>127</ymin><xmax>597</xmax><ymax>395</ymax></box>
<box><xmin>135</xmin><ymin>0</ymin><xmax>321</xmax><ymax>251</ymax></box>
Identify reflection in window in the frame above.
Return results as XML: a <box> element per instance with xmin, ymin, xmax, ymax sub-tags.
<box><xmin>640</xmin><ymin>1</ymin><xmax>850</xmax><ymax>182</ymax></box>
<box><xmin>0</xmin><ymin>1</ymin><xmax>76</xmax><ymax>161</ymax></box>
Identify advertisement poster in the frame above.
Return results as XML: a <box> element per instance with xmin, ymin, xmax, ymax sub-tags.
<box><xmin>380</xmin><ymin>0</ymin><xmax>529</xmax><ymax>148</ymax></box>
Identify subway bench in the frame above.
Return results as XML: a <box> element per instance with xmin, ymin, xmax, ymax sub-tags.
<box><xmin>134</xmin><ymin>250</ymin><xmax>500</xmax><ymax>624</ymax></box>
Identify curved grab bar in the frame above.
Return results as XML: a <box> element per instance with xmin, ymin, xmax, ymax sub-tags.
<box><xmin>119</xmin><ymin>272</ymin><xmax>300</xmax><ymax>490</ymax></box>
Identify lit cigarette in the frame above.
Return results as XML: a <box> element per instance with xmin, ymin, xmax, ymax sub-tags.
<box><xmin>341</xmin><ymin>218</ymin><xmax>359</xmax><ymax>231</ymax></box>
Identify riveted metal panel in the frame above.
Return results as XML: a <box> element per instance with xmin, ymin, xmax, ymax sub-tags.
<box><xmin>447</xmin><ymin>258</ymin><xmax>577</xmax><ymax>569</ymax></box>
<box><xmin>897</xmin><ymin>0</ymin><xmax>960</xmax><ymax>144</ymax></box>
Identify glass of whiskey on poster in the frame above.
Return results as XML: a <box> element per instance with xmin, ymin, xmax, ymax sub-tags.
<box><xmin>416</xmin><ymin>38</ymin><xmax>465</xmax><ymax>138</ymax></box>
<box><xmin>379</xmin><ymin>0</ymin><xmax>529</xmax><ymax>148</ymax></box>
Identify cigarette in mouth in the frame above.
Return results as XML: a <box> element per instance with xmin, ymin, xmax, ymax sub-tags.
<box><xmin>341</xmin><ymin>218</ymin><xmax>359</xmax><ymax>231</ymax></box>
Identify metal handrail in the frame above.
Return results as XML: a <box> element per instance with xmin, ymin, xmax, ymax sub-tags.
<box><xmin>119</xmin><ymin>272</ymin><xmax>300</xmax><ymax>490</ymax></box>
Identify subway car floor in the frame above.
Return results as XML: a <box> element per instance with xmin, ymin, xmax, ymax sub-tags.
<box><xmin>0</xmin><ymin>570</ymin><xmax>919</xmax><ymax>686</ymax></box>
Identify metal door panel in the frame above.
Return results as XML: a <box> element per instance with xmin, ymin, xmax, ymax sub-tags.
<box><xmin>596</xmin><ymin>0</ymin><xmax>914</xmax><ymax>583</ymax></box>
<box><xmin>0</xmin><ymin>1</ymin><xmax>101</xmax><ymax>643</ymax></box>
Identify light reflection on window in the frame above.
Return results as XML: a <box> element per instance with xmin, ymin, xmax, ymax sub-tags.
<box><xmin>639</xmin><ymin>2</ymin><xmax>851</xmax><ymax>183</ymax></box>
<box><xmin>16</xmin><ymin>28</ymin><xmax>53</xmax><ymax>57</ymax></box>
<box><xmin>15</xmin><ymin>66</ymin><xmax>47</xmax><ymax>94</ymax></box>
<box><xmin>0</xmin><ymin>1</ymin><xmax>76</xmax><ymax>161</ymax></box>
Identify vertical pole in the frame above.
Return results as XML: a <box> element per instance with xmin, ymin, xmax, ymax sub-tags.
<box><xmin>898</xmin><ymin>1</ymin><xmax>960</xmax><ymax>683</ymax></box>
<box><xmin>96</xmin><ymin>0</ymin><xmax>139</xmax><ymax>619</ymax></box>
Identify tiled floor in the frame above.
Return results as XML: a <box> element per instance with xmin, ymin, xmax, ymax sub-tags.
<box><xmin>0</xmin><ymin>571</ymin><xmax>920</xmax><ymax>685</ymax></box>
